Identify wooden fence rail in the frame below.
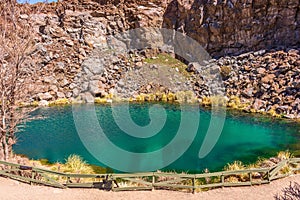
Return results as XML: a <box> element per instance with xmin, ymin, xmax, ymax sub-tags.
<box><xmin>0</xmin><ymin>158</ymin><xmax>299</xmax><ymax>193</ymax></box>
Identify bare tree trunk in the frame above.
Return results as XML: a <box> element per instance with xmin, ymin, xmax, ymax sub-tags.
<box><xmin>0</xmin><ymin>139</ymin><xmax>4</xmax><ymax>160</ymax></box>
<box><xmin>3</xmin><ymin>140</ymin><xmax>8</xmax><ymax>161</ymax></box>
<box><xmin>0</xmin><ymin>112</ymin><xmax>6</xmax><ymax>160</ymax></box>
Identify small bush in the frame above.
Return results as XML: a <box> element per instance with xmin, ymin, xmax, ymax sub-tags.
<box><xmin>201</xmin><ymin>95</ymin><xmax>227</xmax><ymax>107</ymax></box>
<box><xmin>63</xmin><ymin>154</ymin><xmax>94</xmax><ymax>174</ymax></box>
<box><xmin>94</xmin><ymin>97</ymin><xmax>107</xmax><ymax>103</ymax></box>
<box><xmin>275</xmin><ymin>182</ymin><xmax>300</xmax><ymax>200</ymax></box>
<box><xmin>224</xmin><ymin>161</ymin><xmax>248</xmax><ymax>182</ymax></box>
<box><xmin>280</xmin><ymin>165</ymin><xmax>292</xmax><ymax>175</ymax></box>
<box><xmin>175</xmin><ymin>91</ymin><xmax>185</xmax><ymax>102</ymax></box>
<box><xmin>210</xmin><ymin>95</ymin><xmax>227</xmax><ymax>107</ymax></box>
<box><xmin>167</xmin><ymin>92</ymin><xmax>175</xmax><ymax>102</ymax></box>
<box><xmin>49</xmin><ymin>98</ymin><xmax>69</xmax><ymax>105</ymax></box>
<box><xmin>277</xmin><ymin>150</ymin><xmax>293</xmax><ymax>160</ymax></box>
<box><xmin>254</xmin><ymin>157</ymin><xmax>270</xmax><ymax>168</ymax></box>
<box><xmin>276</xmin><ymin>151</ymin><xmax>294</xmax><ymax>175</ymax></box>
<box><xmin>224</xmin><ymin>161</ymin><xmax>245</xmax><ymax>171</ymax></box>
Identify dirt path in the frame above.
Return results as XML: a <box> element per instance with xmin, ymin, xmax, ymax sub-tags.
<box><xmin>0</xmin><ymin>175</ymin><xmax>299</xmax><ymax>200</ymax></box>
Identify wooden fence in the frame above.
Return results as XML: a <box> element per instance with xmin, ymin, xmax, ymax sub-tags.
<box><xmin>0</xmin><ymin>158</ymin><xmax>299</xmax><ymax>193</ymax></box>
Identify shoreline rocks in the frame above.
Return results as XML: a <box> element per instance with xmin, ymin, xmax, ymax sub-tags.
<box><xmin>31</xmin><ymin>48</ymin><xmax>300</xmax><ymax>120</ymax></box>
<box><xmin>220</xmin><ymin>50</ymin><xmax>300</xmax><ymax>119</ymax></box>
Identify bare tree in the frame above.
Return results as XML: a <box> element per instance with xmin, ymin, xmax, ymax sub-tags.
<box><xmin>0</xmin><ymin>0</ymin><xmax>38</xmax><ymax>160</ymax></box>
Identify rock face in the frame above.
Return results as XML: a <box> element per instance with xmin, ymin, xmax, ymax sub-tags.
<box><xmin>163</xmin><ymin>0</ymin><xmax>300</xmax><ymax>57</ymax></box>
<box><xmin>28</xmin><ymin>0</ymin><xmax>300</xmax><ymax>56</ymax></box>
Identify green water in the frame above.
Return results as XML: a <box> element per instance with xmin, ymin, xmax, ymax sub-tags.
<box><xmin>14</xmin><ymin>103</ymin><xmax>300</xmax><ymax>173</ymax></box>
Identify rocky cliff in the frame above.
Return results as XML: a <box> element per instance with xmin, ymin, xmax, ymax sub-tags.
<box><xmin>17</xmin><ymin>0</ymin><xmax>300</xmax><ymax>118</ymax></box>
<box><xmin>30</xmin><ymin>0</ymin><xmax>300</xmax><ymax>56</ymax></box>
<box><xmin>163</xmin><ymin>0</ymin><xmax>300</xmax><ymax>57</ymax></box>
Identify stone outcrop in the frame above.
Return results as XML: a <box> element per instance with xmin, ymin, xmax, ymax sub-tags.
<box><xmin>28</xmin><ymin>0</ymin><xmax>300</xmax><ymax>56</ymax></box>
<box><xmin>163</xmin><ymin>0</ymin><xmax>300</xmax><ymax>57</ymax></box>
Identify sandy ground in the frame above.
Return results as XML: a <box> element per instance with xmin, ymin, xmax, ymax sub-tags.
<box><xmin>0</xmin><ymin>175</ymin><xmax>299</xmax><ymax>200</ymax></box>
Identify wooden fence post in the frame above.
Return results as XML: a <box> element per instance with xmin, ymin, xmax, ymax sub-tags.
<box><xmin>31</xmin><ymin>170</ymin><xmax>34</xmax><ymax>185</ymax></box>
<box><xmin>192</xmin><ymin>175</ymin><xmax>196</xmax><ymax>194</ymax></box>
<box><xmin>152</xmin><ymin>173</ymin><xmax>155</xmax><ymax>191</ymax></box>
<box><xmin>221</xmin><ymin>174</ymin><xmax>224</xmax><ymax>188</ymax></box>
<box><xmin>111</xmin><ymin>175</ymin><xmax>115</xmax><ymax>192</ymax></box>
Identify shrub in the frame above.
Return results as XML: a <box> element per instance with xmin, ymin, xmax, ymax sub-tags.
<box><xmin>276</xmin><ymin>150</ymin><xmax>294</xmax><ymax>175</ymax></box>
<box><xmin>161</xmin><ymin>93</ymin><xmax>168</xmax><ymax>102</ymax></box>
<box><xmin>135</xmin><ymin>94</ymin><xmax>145</xmax><ymax>102</ymax></box>
<box><xmin>175</xmin><ymin>91</ymin><xmax>185</xmax><ymax>102</ymax></box>
<box><xmin>210</xmin><ymin>95</ymin><xmax>227</xmax><ymax>107</ymax></box>
<box><xmin>50</xmin><ymin>98</ymin><xmax>69</xmax><ymax>105</ymax></box>
<box><xmin>227</xmin><ymin>95</ymin><xmax>241</xmax><ymax>109</ymax></box>
<box><xmin>280</xmin><ymin>165</ymin><xmax>292</xmax><ymax>175</ymax></box>
<box><xmin>275</xmin><ymin>182</ymin><xmax>300</xmax><ymax>200</ymax></box>
<box><xmin>277</xmin><ymin>150</ymin><xmax>293</xmax><ymax>160</ymax></box>
<box><xmin>254</xmin><ymin>157</ymin><xmax>269</xmax><ymax>167</ymax></box>
<box><xmin>224</xmin><ymin>161</ymin><xmax>248</xmax><ymax>182</ymax></box>
<box><xmin>167</xmin><ymin>92</ymin><xmax>175</xmax><ymax>102</ymax></box>
<box><xmin>201</xmin><ymin>96</ymin><xmax>211</xmax><ymax>106</ymax></box>
<box><xmin>224</xmin><ymin>161</ymin><xmax>245</xmax><ymax>171</ymax></box>
<box><xmin>63</xmin><ymin>154</ymin><xmax>94</xmax><ymax>174</ymax></box>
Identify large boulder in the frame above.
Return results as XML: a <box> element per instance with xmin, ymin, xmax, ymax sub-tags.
<box><xmin>37</xmin><ymin>92</ymin><xmax>53</xmax><ymax>101</ymax></box>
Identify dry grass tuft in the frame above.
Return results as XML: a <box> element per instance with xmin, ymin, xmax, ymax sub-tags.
<box><xmin>277</xmin><ymin>150</ymin><xmax>293</xmax><ymax>160</ymax></box>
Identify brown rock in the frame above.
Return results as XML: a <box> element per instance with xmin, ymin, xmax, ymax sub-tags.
<box><xmin>253</xmin><ymin>99</ymin><xmax>265</xmax><ymax>110</ymax></box>
<box><xmin>256</xmin><ymin>68</ymin><xmax>266</xmax><ymax>74</ymax></box>
<box><xmin>65</xmin><ymin>39</ymin><xmax>74</xmax><ymax>47</ymax></box>
<box><xmin>242</xmin><ymin>87</ymin><xmax>253</xmax><ymax>98</ymax></box>
<box><xmin>261</xmin><ymin>74</ymin><xmax>276</xmax><ymax>84</ymax></box>
<box><xmin>37</xmin><ymin>92</ymin><xmax>53</xmax><ymax>101</ymax></box>
<box><xmin>57</xmin><ymin>92</ymin><xmax>66</xmax><ymax>99</ymax></box>
<box><xmin>244</xmin><ymin>65</ymin><xmax>251</xmax><ymax>71</ymax></box>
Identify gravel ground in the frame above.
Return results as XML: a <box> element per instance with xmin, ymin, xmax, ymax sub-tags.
<box><xmin>0</xmin><ymin>175</ymin><xmax>299</xmax><ymax>200</ymax></box>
